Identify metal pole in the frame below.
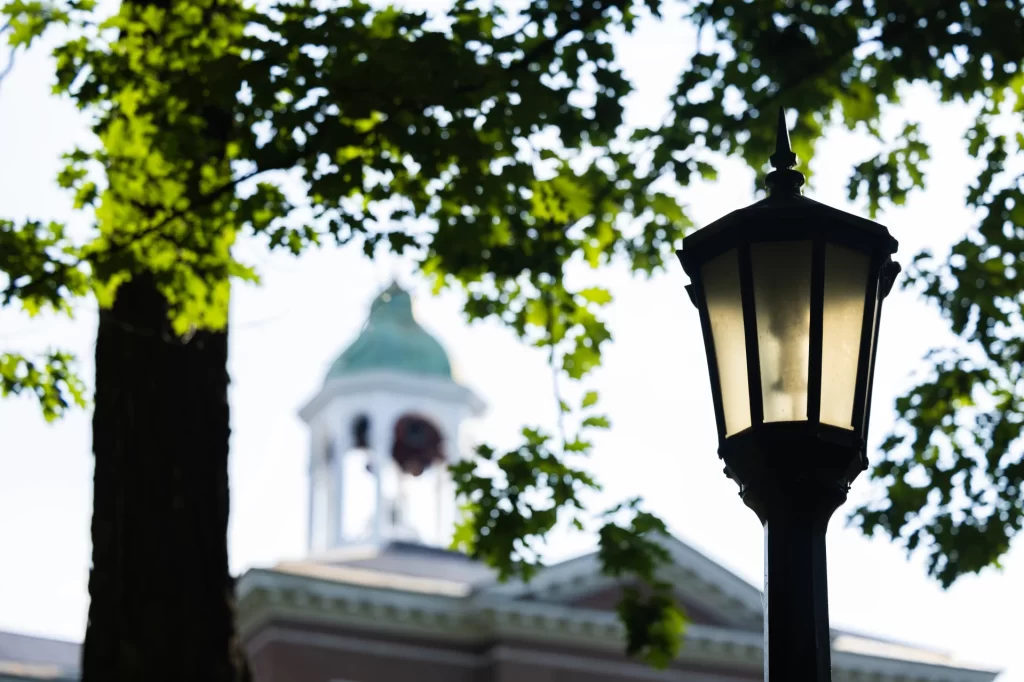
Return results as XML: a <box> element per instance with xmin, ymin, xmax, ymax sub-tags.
<box><xmin>762</xmin><ymin>499</ymin><xmax>834</xmax><ymax>682</ymax></box>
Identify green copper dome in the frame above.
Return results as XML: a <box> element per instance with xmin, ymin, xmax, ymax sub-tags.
<box><xmin>326</xmin><ymin>283</ymin><xmax>452</xmax><ymax>382</ymax></box>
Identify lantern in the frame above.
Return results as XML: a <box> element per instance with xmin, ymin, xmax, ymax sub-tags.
<box><xmin>677</xmin><ymin>109</ymin><xmax>901</xmax><ymax>682</ymax></box>
<box><xmin>679</xmin><ymin>109</ymin><xmax>900</xmax><ymax>513</ymax></box>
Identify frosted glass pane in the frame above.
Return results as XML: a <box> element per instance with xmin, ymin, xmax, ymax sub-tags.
<box><xmin>752</xmin><ymin>241</ymin><xmax>812</xmax><ymax>423</ymax></box>
<box><xmin>821</xmin><ymin>245</ymin><xmax>870</xmax><ymax>429</ymax></box>
<box><xmin>702</xmin><ymin>250</ymin><xmax>751</xmax><ymax>436</ymax></box>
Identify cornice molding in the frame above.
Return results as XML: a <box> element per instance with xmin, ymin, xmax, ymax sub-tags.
<box><xmin>236</xmin><ymin>569</ymin><xmax>997</xmax><ymax>682</ymax></box>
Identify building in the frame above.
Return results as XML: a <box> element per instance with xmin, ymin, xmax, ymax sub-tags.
<box><xmin>0</xmin><ymin>284</ymin><xmax>1003</xmax><ymax>682</ymax></box>
<box><xmin>0</xmin><ymin>632</ymin><xmax>78</xmax><ymax>682</ymax></box>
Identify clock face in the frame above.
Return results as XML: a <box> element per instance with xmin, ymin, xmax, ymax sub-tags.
<box><xmin>392</xmin><ymin>415</ymin><xmax>444</xmax><ymax>477</ymax></box>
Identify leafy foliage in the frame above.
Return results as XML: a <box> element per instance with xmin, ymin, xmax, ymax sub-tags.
<box><xmin>451</xmin><ymin>396</ymin><xmax>685</xmax><ymax>667</ymax></box>
<box><xmin>4</xmin><ymin>0</ymin><xmax>1024</xmax><ymax>668</ymax></box>
<box><xmin>1</xmin><ymin>218</ymin><xmax>89</xmax><ymax>417</ymax></box>
<box><xmin>599</xmin><ymin>498</ymin><xmax>686</xmax><ymax>667</ymax></box>
<box><xmin>0</xmin><ymin>351</ymin><xmax>86</xmax><ymax>420</ymax></box>
<box><xmin>450</xmin><ymin>422</ymin><xmax>600</xmax><ymax>585</ymax></box>
<box><xmin>851</xmin><ymin>87</ymin><xmax>1024</xmax><ymax>587</ymax></box>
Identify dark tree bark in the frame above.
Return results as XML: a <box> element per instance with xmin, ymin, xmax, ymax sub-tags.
<box><xmin>78</xmin><ymin>0</ymin><xmax>250</xmax><ymax>670</ymax></box>
<box><xmin>82</xmin><ymin>273</ymin><xmax>250</xmax><ymax>682</ymax></box>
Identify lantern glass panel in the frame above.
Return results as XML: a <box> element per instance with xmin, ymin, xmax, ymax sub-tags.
<box><xmin>752</xmin><ymin>241</ymin><xmax>812</xmax><ymax>423</ymax></box>
<box><xmin>860</xmin><ymin>281</ymin><xmax>882</xmax><ymax>431</ymax></box>
<box><xmin>820</xmin><ymin>244</ymin><xmax>870</xmax><ymax>429</ymax></box>
<box><xmin>702</xmin><ymin>249</ymin><xmax>752</xmax><ymax>436</ymax></box>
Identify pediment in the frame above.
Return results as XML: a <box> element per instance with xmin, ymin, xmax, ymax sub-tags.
<box><xmin>479</xmin><ymin>534</ymin><xmax>765</xmax><ymax>632</ymax></box>
<box><xmin>562</xmin><ymin>583</ymin><xmax>737</xmax><ymax>628</ymax></box>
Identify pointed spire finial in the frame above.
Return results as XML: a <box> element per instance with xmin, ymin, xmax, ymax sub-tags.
<box><xmin>765</xmin><ymin>107</ymin><xmax>805</xmax><ymax>196</ymax></box>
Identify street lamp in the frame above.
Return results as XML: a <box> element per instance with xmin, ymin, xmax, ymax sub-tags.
<box><xmin>677</xmin><ymin>109</ymin><xmax>901</xmax><ymax>682</ymax></box>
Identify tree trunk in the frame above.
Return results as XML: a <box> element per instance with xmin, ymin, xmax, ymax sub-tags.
<box><xmin>83</xmin><ymin>273</ymin><xmax>250</xmax><ymax>682</ymax></box>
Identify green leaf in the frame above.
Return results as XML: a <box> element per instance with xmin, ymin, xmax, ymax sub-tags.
<box><xmin>564</xmin><ymin>438</ymin><xmax>593</xmax><ymax>453</ymax></box>
<box><xmin>577</xmin><ymin>287</ymin><xmax>613</xmax><ymax>306</ymax></box>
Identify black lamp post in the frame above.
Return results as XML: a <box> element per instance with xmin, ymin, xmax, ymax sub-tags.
<box><xmin>677</xmin><ymin>109</ymin><xmax>901</xmax><ymax>682</ymax></box>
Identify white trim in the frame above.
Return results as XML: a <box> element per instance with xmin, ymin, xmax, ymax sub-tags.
<box><xmin>831</xmin><ymin>650</ymin><xmax>999</xmax><ymax>682</ymax></box>
<box><xmin>480</xmin><ymin>535</ymin><xmax>765</xmax><ymax>629</ymax></box>
<box><xmin>833</xmin><ymin>635</ymin><xmax>956</xmax><ymax>667</ymax></box>
<box><xmin>236</xmin><ymin>569</ymin><xmax>998</xmax><ymax>682</ymax></box>
<box><xmin>238</xmin><ymin>568</ymin><xmax>465</xmax><ymax>615</ymax></box>
<box><xmin>521</xmin><ymin>565</ymin><xmax>763</xmax><ymax>632</ymax></box>
<box><xmin>272</xmin><ymin>560</ymin><xmax>474</xmax><ymax>598</ymax></box>
<box><xmin>299</xmin><ymin>371</ymin><xmax>486</xmax><ymax>424</ymax></box>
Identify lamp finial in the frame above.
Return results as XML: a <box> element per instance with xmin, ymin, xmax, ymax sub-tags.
<box><xmin>766</xmin><ymin>108</ymin><xmax>805</xmax><ymax>196</ymax></box>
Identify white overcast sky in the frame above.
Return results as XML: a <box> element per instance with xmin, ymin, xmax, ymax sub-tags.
<box><xmin>0</xmin><ymin>3</ymin><xmax>1021</xmax><ymax>681</ymax></box>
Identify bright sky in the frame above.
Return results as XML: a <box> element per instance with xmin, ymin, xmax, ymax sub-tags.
<box><xmin>0</xmin><ymin>4</ymin><xmax>1020</xmax><ymax>681</ymax></box>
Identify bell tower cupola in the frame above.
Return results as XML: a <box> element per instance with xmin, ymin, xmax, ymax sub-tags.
<box><xmin>298</xmin><ymin>282</ymin><xmax>485</xmax><ymax>554</ymax></box>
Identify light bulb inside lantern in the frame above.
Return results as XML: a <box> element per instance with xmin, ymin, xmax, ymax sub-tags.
<box><xmin>752</xmin><ymin>241</ymin><xmax>812</xmax><ymax>423</ymax></box>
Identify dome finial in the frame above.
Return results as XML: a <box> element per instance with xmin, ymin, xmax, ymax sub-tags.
<box><xmin>378</xmin><ymin>265</ymin><xmax>406</xmax><ymax>302</ymax></box>
<box><xmin>765</xmin><ymin>107</ymin><xmax>805</xmax><ymax>196</ymax></box>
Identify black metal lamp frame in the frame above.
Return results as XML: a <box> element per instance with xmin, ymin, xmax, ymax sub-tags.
<box><xmin>677</xmin><ymin>109</ymin><xmax>901</xmax><ymax>682</ymax></box>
